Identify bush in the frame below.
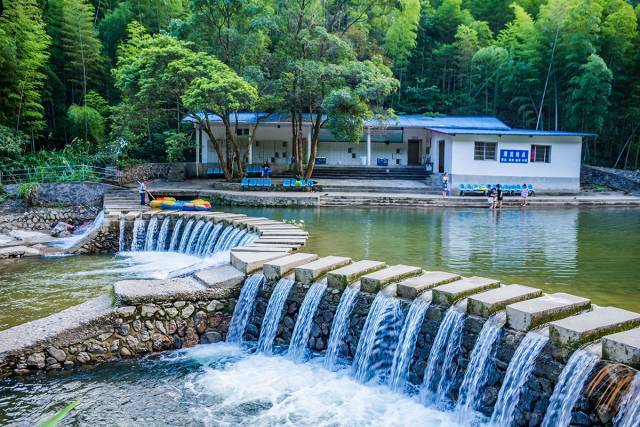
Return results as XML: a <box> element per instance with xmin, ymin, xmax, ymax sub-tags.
<box><xmin>18</xmin><ymin>182</ymin><xmax>39</xmax><ymax>206</ymax></box>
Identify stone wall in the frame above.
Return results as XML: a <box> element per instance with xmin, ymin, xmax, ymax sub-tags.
<box><xmin>582</xmin><ymin>165</ymin><xmax>640</xmax><ymax>194</ymax></box>
<box><xmin>118</xmin><ymin>163</ymin><xmax>173</xmax><ymax>184</ymax></box>
<box><xmin>4</xmin><ymin>182</ymin><xmax>112</xmax><ymax>207</ymax></box>
<box><xmin>0</xmin><ymin>206</ymin><xmax>100</xmax><ymax>232</ymax></box>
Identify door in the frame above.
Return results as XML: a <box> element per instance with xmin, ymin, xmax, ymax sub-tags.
<box><xmin>408</xmin><ymin>139</ymin><xmax>420</xmax><ymax>165</ymax></box>
<box><xmin>438</xmin><ymin>140</ymin><xmax>445</xmax><ymax>173</ymax></box>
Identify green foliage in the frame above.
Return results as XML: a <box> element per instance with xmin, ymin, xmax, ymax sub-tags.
<box><xmin>0</xmin><ymin>126</ymin><xmax>28</xmax><ymax>168</ymax></box>
<box><xmin>18</xmin><ymin>182</ymin><xmax>40</xmax><ymax>205</ymax></box>
<box><xmin>164</xmin><ymin>131</ymin><xmax>194</xmax><ymax>162</ymax></box>
<box><xmin>67</xmin><ymin>104</ymin><xmax>105</xmax><ymax>144</ymax></box>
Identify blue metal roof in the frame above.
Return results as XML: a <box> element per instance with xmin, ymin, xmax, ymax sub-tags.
<box><xmin>428</xmin><ymin>127</ymin><xmax>594</xmax><ymax>137</ymax></box>
<box><xmin>370</xmin><ymin>115</ymin><xmax>511</xmax><ymax>131</ymax></box>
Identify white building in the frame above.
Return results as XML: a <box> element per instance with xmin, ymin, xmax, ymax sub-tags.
<box><xmin>193</xmin><ymin>113</ymin><xmax>591</xmax><ymax>193</ymax></box>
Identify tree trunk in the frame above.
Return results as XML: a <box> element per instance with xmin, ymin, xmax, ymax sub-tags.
<box><xmin>200</xmin><ymin>120</ymin><xmax>232</xmax><ymax>180</ymax></box>
<box><xmin>303</xmin><ymin>112</ymin><xmax>323</xmax><ymax>179</ymax></box>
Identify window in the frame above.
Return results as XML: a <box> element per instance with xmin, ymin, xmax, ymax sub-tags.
<box><xmin>474</xmin><ymin>142</ymin><xmax>497</xmax><ymax>160</ymax></box>
<box><xmin>531</xmin><ymin>145</ymin><xmax>551</xmax><ymax>163</ymax></box>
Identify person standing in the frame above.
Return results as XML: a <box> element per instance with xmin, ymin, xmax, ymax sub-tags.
<box><xmin>138</xmin><ymin>179</ymin><xmax>148</xmax><ymax>205</ymax></box>
<box><xmin>496</xmin><ymin>184</ymin><xmax>504</xmax><ymax>209</ymax></box>
<box><xmin>487</xmin><ymin>186</ymin><xmax>495</xmax><ymax>209</ymax></box>
<box><xmin>442</xmin><ymin>172</ymin><xmax>449</xmax><ymax>197</ymax></box>
<box><xmin>521</xmin><ymin>183</ymin><xmax>529</xmax><ymax>207</ymax></box>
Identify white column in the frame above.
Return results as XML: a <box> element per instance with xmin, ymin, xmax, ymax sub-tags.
<box><xmin>248</xmin><ymin>140</ymin><xmax>253</xmax><ymax>164</ymax></box>
<box><xmin>306</xmin><ymin>128</ymin><xmax>312</xmax><ymax>162</ymax></box>
<box><xmin>367</xmin><ymin>127</ymin><xmax>372</xmax><ymax>166</ymax></box>
<box><xmin>196</xmin><ymin>126</ymin><xmax>200</xmax><ymax>164</ymax></box>
<box><xmin>201</xmin><ymin>128</ymin><xmax>208</xmax><ymax>163</ymax></box>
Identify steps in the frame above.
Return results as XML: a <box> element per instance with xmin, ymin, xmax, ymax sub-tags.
<box><xmin>272</xmin><ymin>166</ymin><xmax>431</xmax><ymax>181</ymax></box>
<box><xmin>103</xmin><ymin>189</ymin><xmax>148</xmax><ymax>212</ymax></box>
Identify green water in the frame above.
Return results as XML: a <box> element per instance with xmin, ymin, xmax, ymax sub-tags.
<box><xmin>226</xmin><ymin>206</ymin><xmax>640</xmax><ymax>312</ymax></box>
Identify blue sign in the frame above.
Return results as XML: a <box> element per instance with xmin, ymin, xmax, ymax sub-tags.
<box><xmin>500</xmin><ymin>149</ymin><xmax>529</xmax><ymax>163</ymax></box>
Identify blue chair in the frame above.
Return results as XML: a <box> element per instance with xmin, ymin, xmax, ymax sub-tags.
<box><xmin>528</xmin><ymin>184</ymin><xmax>535</xmax><ymax>195</ymax></box>
<box><xmin>283</xmin><ymin>178</ymin><xmax>291</xmax><ymax>189</ymax></box>
<box><xmin>264</xmin><ymin>178</ymin><xmax>272</xmax><ymax>189</ymax></box>
<box><xmin>256</xmin><ymin>178</ymin><xmax>264</xmax><ymax>188</ymax></box>
<box><xmin>241</xmin><ymin>177</ymin><xmax>249</xmax><ymax>190</ymax></box>
<box><xmin>249</xmin><ymin>178</ymin><xmax>257</xmax><ymax>189</ymax></box>
<box><xmin>207</xmin><ymin>168</ymin><xmax>214</xmax><ymax>176</ymax></box>
<box><xmin>515</xmin><ymin>184</ymin><xmax>523</xmax><ymax>192</ymax></box>
<box><xmin>458</xmin><ymin>184</ymin><xmax>465</xmax><ymax>195</ymax></box>
<box><xmin>472</xmin><ymin>184</ymin><xmax>479</xmax><ymax>192</ymax></box>
<box><xmin>306</xmin><ymin>179</ymin><xmax>315</xmax><ymax>187</ymax></box>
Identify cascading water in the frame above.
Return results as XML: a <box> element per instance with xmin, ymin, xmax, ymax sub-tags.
<box><xmin>177</xmin><ymin>219</ymin><xmax>195</xmax><ymax>253</ymax></box>
<box><xmin>194</xmin><ymin>222</ymin><xmax>214</xmax><ymax>255</ymax></box>
<box><xmin>288</xmin><ymin>282</ymin><xmax>328</xmax><ymax>363</ymax></box>
<box><xmin>614</xmin><ymin>372</ymin><xmax>640</xmax><ymax>427</ymax></box>
<box><xmin>257</xmin><ymin>278</ymin><xmax>295</xmax><ymax>354</ymax></box>
<box><xmin>155</xmin><ymin>217</ymin><xmax>171</xmax><ymax>251</ymax></box>
<box><xmin>421</xmin><ymin>305</ymin><xmax>466</xmax><ymax>407</ymax></box>
<box><xmin>185</xmin><ymin>220</ymin><xmax>205</xmax><ymax>254</ymax></box>
<box><xmin>388</xmin><ymin>298</ymin><xmax>431</xmax><ymax>393</ymax></box>
<box><xmin>143</xmin><ymin>216</ymin><xmax>158</xmax><ymax>251</ymax></box>
<box><xmin>130</xmin><ymin>217</ymin><xmax>145</xmax><ymax>251</ymax></box>
<box><xmin>212</xmin><ymin>225</ymin><xmax>234</xmax><ymax>252</ymax></box>
<box><xmin>489</xmin><ymin>331</ymin><xmax>549</xmax><ymax>426</ymax></box>
<box><xmin>351</xmin><ymin>292</ymin><xmax>404</xmax><ymax>383</ymax></box>
<box><xmin>541</xmin><ymin>348</ymin><xmax>599</xmax><ymax>427</ymax></box>
<box><xmin>324</xmin><ymin>285</ymin><xmax>360</xmax><ymax>370</ymax></box>
<box><xmin>456</xmin><ymin>312</ymin><xmax>505</xmax><ymax>420</ymax></box>
<box><xmin>203</xmin><ymin>223</ymin><xmax>224</xmax><ymax>255</ymax></box>
<box><xmin>218</xmin><ymin>228</ymin><xmax>244</xmax><ymax>251</ymax></box>
<box><xmin>50</xmin><ymin>210</ymin><xmax>106</xmax><ymax>250</ymax></box>
<box><xmin>118</xmin><ymin>214</ymin><xmax>125</xmax><ymax>252</ymax></box>
<box><xmin>168</xmin><ymin>218</ymin><xmax>183</xmax><ymax>252</ymax></box>
<box><xmin>226</xmin><ymin>274</ymin><xmax>266</xmax><ymax>343</ymax></box>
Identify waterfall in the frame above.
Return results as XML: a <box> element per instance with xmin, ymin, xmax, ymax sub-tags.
<box><xmin>614</xmin><ymin>372</ymin><xmax>640</xmax><ymax>427</ymax></box>
<box><xmin>185</xmin><ymin>220</ymin><xmax>205</xmax><ymax>254</ymax></box>
<box><xmin>155</xmin><ymin>217</ymin><xmax>171</xmax><ymax>251</ymax></box>
<box><xmin>257</xmin><ymin>278</ymin><xmax>295</xmax><ymax>354</ymax></box>
<box><xmin>541</xmin><ymin>349</ymin><xmax>599</xmax><ymax>427</ymax></box>
<box><xmin>212</xmin><ymin>225</ymin><xmax>234</xmax><ymax>252</ymax></box>
<box><xmin>324</xmin><ymin>285</ymin><xmax>360</xmax><ymax>370</ymax></box>
<box><xmin>194</xmin><ymin>222</ymin><xmax>214</xmax><ymax>255</ymax></box>
<box><xmin>351</xmin><ymin>293</ymin><xmax>404</xmax><ymax>383</ymax></box>
<box><xmin>168</xmin><ymin>218</ymin><xmax>183</xmax><ymax>252</ymax></box>
<box><xmin>226</xmin><ymin>229</ymin><xmax>248</xmax><ymax>250</ymax></box>
<box><xmin>177</xmin><ymin>219</ymin><xmax>195</xmax><ymax>253</ymax></box>
<box><xmin>388</xmin><ymin>298</ymin><xmax>431</xmax><ymax>393</ymax></box>
<box><xmin>489</xmin><ymin>331</ymin><xmax>549</xmax><ymax>426</ymax></box>
<box><xmin>420</xmin><ymin>305</ymin><xmax>466</xmax><ymax>407</ymax></box>
<box><xmin>456</xmin><ymin>312</ymin><xmax>505</xmax><ymax>419</ymax></box>
<box><xmin>226</xmin><ymin>274</ymin><xmax>266</xmax><ymax>343</ymax></box>
<box><xmin>218</xmin><ymin>228</ymin><xmax>242</xmax><ymax>251</ymax></box>
<box><xmin>144</xmin><ymin>216</ymin><xmax>158</xmax><ymax>251</ymax></box>
<box><xmin>239</xmin><ymin>232</ymin><xmax>257</xmax><ymax>247</ymax></box>
<box><xmin>288</xmin><ymin>282</ymin><xmax>328</xmax><ymax>363</ymax></box>
<box><xmin>203</xmin><ymin>223</ymin><xmax>224</xmax><ymax>255</ymax></box>
<box><xmin>130</xmin><ymin>217</ymin><xmax>145</xmax><ymax>251</ymax></box>
<box><xmin>118</xmin><ymin>214</ymin><xmax>125</xmax><ymax>252</ymax></box>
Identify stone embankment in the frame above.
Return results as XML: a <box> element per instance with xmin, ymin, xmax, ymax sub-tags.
<box><xmin>1</xmin><ymin>211</ymin><xmax>639</xmax><ymax>425</ymax></box>
<box><xmin>582</xmin><ymin>165</ymin><xmax>640</xmax><ymax>195</ymax></box>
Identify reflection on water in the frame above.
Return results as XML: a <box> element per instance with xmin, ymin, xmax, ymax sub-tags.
<box><xmin>225</xmin><ymin>206</ymin><xmax>640</xmax><ymax>311</ymax></box>
<box><xmin>0</xmin><ymin>343</ymin><xmax>464</xmax><ymax>426</ymax></box>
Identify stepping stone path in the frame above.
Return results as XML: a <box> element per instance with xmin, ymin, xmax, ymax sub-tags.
<box><xmin>396</xmin><ymin>271</ymin><xmax>461</xmax><ymax>299</ymax></box>
<box><xmin>431</xmin><ymin>276</ymin><xmax>501</xmax><ymax>306</ymax></box>
<box><xmin>263</xmin><ymin>253</ymin><xmax>319</xmax><ymax>280</ymax></box>
<box><xmin>602</xmin><ymin>327</ymin><xmax>640</xmax><ymax>369</ymax></box>
<box><xmin>506</xmin><ymin>292</ymin><xmax>591</xmax><ymax>331</ymax></box>
<box><xmin>327</xmin><ymin>260</ymin><xmax>387</xmax><ymax>291</ymax></box>
<box><xmin>467</xmin><ymin>284</ymin><xmax>543</xmax><ymax>317</ymax></box>
<box><xmin>295</xmin><ymin>256</ymin><xmax>352</xmax><ymax>285</ymax></box>
<box><xmin>360</xmin><ymin>265</ymin><xmax>423</xmax><ymax>294</ymax></box>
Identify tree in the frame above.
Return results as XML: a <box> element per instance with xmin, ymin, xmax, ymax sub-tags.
<box><xmin>567</xmin><ymin>54</ymin><xmax>612</xmax><ymax>133</ymax></box>
<box><xmin>0</xmin><ymin>0</ymin><xmax>51</xmax><ymax>140</ymax></box>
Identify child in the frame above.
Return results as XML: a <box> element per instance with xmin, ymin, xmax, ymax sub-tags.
<box><xmin>487</xmin><ymin>186</ymin><xmax>495</xmax><ymax>209</ymax></box>
<box><xmin>521</xmin><ymin>183</ymin><xmax>529</xmax><ymax>207</ymax></box>
<box><xmin>441</xmin><ymin>172</ymin><xmax>449</xmax><ymax>198</ymax></box>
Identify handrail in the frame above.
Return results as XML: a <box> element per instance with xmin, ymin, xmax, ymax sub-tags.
<box><xmin>0</xmin><ymin>165</ymin><xmax>121</xmax><ymax>185</ymax></box>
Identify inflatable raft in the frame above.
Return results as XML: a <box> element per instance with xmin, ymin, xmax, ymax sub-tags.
<box><xmin>148</xmin><ymin>197</ymin><xmax>212</xmax><ymax>211</ymax></box>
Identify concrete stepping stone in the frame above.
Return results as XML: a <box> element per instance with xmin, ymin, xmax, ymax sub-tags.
<box><xmin>260</xmin><ymin>230</ymin><xmax>309</xmax><ymax>237</ymax></box>
<box><xmin>467</xmin><ymin>284</ymin><xmax>543</xmax><ymax>317</ymax></box>
<box><xmin>327</xmin><ymin>260</ymin><xmax>386</xmax><ymax>290</ymax></box>
<box><xmin>263</xmin><ymin>252</ymin><xmax>319</xmax><ymax>280</ymax></box>
<box><xmin>396</xmin><ymin>271</ymin><xmax>461</xmax><ymax>299</ymax></box>
<box><xmin>231</xmin><ymin>217</ymin><xmax>269</xmax><ymax>226</ymax></box>
<box><xmin>254</xmin><ymin>237</ymin><xmax>307</xmax><ymax>245</ymax></box>
<box><xmin>232</xmin><ymin>246</ymin><xmax>296</xmax><ymax>253</ymax></box>
<box><xmin>506</xmin><ymin>292</ymin><xmax>591</xmax><ymax>332</ymax></box>
<box><xmin>432</xmin><ymin>276</ymin><xmax>501</xmax><ymax>306</ymax></box>
<box><xmin>360</xmin><ymin>265</ymin><xmax>423</xmax><ymax>294</ymax></box>
<box><xmin>231</xmin><ymin>251</ymin><xmax>289</xmax><ymax>274</ymax></box>
<box><xmin>602</xmin><ymin>327</ymin><xmax>640</xmax><ymax>368</ymax></box>
<box><xmin>295</xmin><ymin>256</ymin><xmax>352</xmax><ymax>285</ymax></box>
<box><xmin>549</xmin><ymin>307</ymin><xmax>640</xmax><ymax>350</ymax></box>
<box><xmin>195</xmin><ymin>265</ymin><xmax>245</xmax><ymax>289</ymax></box>
<box><xmin>114</xmin><ymin>277</ymin><xmax>206</xmax><ymax>305</ymax></box>
<box><xmin>212</xmin><ymin>213</ymin><xmax>246</xmax><ymax>223</ymax></box>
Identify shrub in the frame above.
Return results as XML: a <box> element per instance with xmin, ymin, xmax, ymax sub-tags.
<box><xmin>18</xmin><ymin>182</ymin><xmax>40</xmax><ymax>206</ymax></box>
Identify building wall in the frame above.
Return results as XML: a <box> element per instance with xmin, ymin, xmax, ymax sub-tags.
<box><xmin>449</xmin><ymin>135</ymin><xmax>583</xmax><ymax>192</ymax></box>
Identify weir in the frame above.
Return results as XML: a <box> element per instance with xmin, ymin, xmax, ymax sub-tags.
<box><xmin>2</xmin><ymin>209</ymin><xmax>640</xmax><ymax>427</ymax></box>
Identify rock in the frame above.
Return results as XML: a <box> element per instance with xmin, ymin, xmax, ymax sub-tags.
<box><xmin>202</xmin><ymin>330</ymin><xmax>222</xmax><ymax>344</ymax></box>
<box><xmin>120</xmin><ymin>347</ymin><xmax>132</xmax><ymax>357</ymax></box>
<box><xmin>87</xmin><ymin>342</ymin><xmax>107</xmax><ymax>354</ymax></box>
<box><xmin>26</xmin><ymin>352</ymin><xmax>46</xmax><ymax>369</ymax></box>
<box><xmin>167</xmin><ymin>320</ymin><xmax>178</xmax><ymax>334</ymax></box>
<box><xmin>194</xmin><ymin>311</ymin><xmax>208</xmax><ymax>334</ymax></box>
<box><xmin>572</xmin><ymin>411</ymin><xmax>592</xmax><ymax>426</ymax></box>
<box><xmin>315</xmin><ymin>337</ymin><xmax>325</xmax><ymax>351</ymax></box>
<box><xmin>46</xmin><ymin>346</ymin><xmax>66</xmax><ymax>362</ymax></box>
<box><xmin>63</xmin><ymin>361</ymin><xmax>74</xmax><ymax>368</ymax></box>
<box><xmin>118</xmin><ymin>323</ymin><xmax>130</xmax><ymax>336</ymax></box>
<box><xmin>155</xmin><ymin>321</ymin><xmax>167</xmax><ymax>335</ymax></box>
<box><xmin>144</xmin><ymin>320</ymin><xmax>155</xmax><ymax>330</ymax></box>
<box><xmin>288</xmin><ymin>302</ymin><xmax>298</xmax><ymax>314</ymax></box>
<box><xmin>110</xmin><ymin>340</ymin><xmax>120</xmax><ymax>352</ymax></box>
<box><xmin>181</xmin><ymin>304</ymin><xmax>195</xmax><ymax>319</ymax></box>
<box><xmin>140</xmin><ymin>330</ymin><xmax>150</xmax><ymax>342</ymax></box>
<box><xmin>165</xmin><ymin>307</ymin><xmax>178</xmax><ymax>318</ymax></box>
<box><xmin>97</xmin><ymin>332</ymin><xmax>113</xmax><ymax>341</ymax></box>
<box><xmin>208</xmin><ymin>313</ymin><xmax>223</xmax><ymax>328</ymax></box>
<box><xmin>206</xmin><ymin>300</ymin><xmax>224</xmax><ymax>312</ymax></box>
<box><xmin>132</xmin><ymin>320</ymin><xmax>142</xmax><ymax>332</ymax></box>
<box><xmin>152</xmin><ymin>333</ymin><xmax>172</xmax><ymax>351</ymax></box>
<box><xmin>172</xmin><ymin>335</ymin><xmax>182</xmax><ymax>349</ymax></box>
<box><xmin>51</xmin><ymin>222</ymin><xmax>74</xmax><ymax>237</ymax></box>
<box><xmin>126</xmin><ymin>335</ymin><xmax>140</xmax><ymax>350</ymax></box>
<box><xmin>177</xmin><ymin>320</ymin><xmax>188</xmax><ymax>337</ymax></box>
<box><xmin>68</xmin><ymin>345</ymin><xmax>80</xmax><ymax>355</ymax></box>
<box><xmin>311</xmin><ymin>323</ymin><xmax>321</xmax><ymax>338</ymax></box>
<box><xmin>116</xmin><ymin>306</ymin><xmax>136</xmax><ymax>318</ymax></box>
<box><xmin>183</xmin><ymin>328</ymin><xmax>199</xmax><ymax>347</ymax></box>
<box><xmin>76</xmin><ymin>352</ymin><xmax>91</xmax><ymax>364</ymax></box>
<box><xmin>245</xmin><ymin>324</ymin><xmax>259</xmax><ymax>338</ymax></box>
<box><xmin>141</xmin><ymin>304</ymin><xmax>158</xmax><ymax>318</ymax></box>
<box><xmin>174</xmin><ymin>301</ymin><xmax>186</xmax><ymax>309</ymax></box>
<box><xmin>0</xmin><ymin>245</ymin><xmax>42</xmax><ymax>259</ymax></box>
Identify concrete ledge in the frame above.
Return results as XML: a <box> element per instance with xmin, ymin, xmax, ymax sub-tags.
<box><xmin>550</xmin><ymin>307</ymin><xmax>640</xmax><ymax>350</ymax></box>
<box><xmin>0</xmin><ymin>295</ymin><xmax>116</xmax><ymax>359</ymax></box>
<box><xmin>233</xmin><ymin>246</ymin><xmax>296</xmax><ymax>253</ymax></box>
<box><xmin>602</xmin><ymin>327</ymin><xmax>640</xmax><ymax>368</ymax></box>
<box><xmin>432</xmin><ymin>276</ymin><xmax>501</xmax><ymax>306</ymax></box>
<box><xmin>326</xmin><ymin>260</ymin><xmax>386</xmax><ymax>291</ymax></box>
<box><xmin>263</xmin><ymin>253</ymin><xmax>319</xmax><ymax>281</ymax></box>
<box><xmin>467</xmin><ymin>284</ymin><xmax>543</xmax><ymax>317</ymax></box>
<box><xmin>254</xmin><ymin>237</ymin><xmax>307</xmax><ymax>245</ymax></box>
<box><xmin>360</xmin><ymin>265</ymin><xmax>423</xmax><ymax>294</ymax></box>
<box><xmin>506</xmin><ymin>292</ymin><xmax>591</xmax><ymax>332</ymax></box>
<box><xmin>259</xmin><ymin>230</ymin><xmax>309</xmax><ymax>237</ymax></box>
<box><xmin>231</xmin><ymin>251</ymin><xmax>289</xmax><ymax>274</ymax></box>
<box><xmin>396</xmin><ymin>271</ymin><xmax>461</xmax><ymax>299</ymax></box>
<box><xmin>195</xmin><ymin>265</ymin><xmax>245</xmax><ymax>289</ymax></box>
<box><xmin>295</xmin><ymin>256</ymin><xmax>352</xmax><ymax>285</ymax></box>
<box><xmin>113</xmin><ymin>277</ymin><xmax>209</xmax><ymax>305</ymax></box>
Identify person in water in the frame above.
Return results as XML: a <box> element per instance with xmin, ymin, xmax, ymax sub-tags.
<box><xmin>441</xmin><ymin>172</ymin><xmax>449</xmax><ymax>197</ymax></box>
<box><xmin>138</xmin><ymin>179</ymin><xmax>148</xmax><ymax>205</ymax></box>
<box><xmin>521</xmin><ymin>183</ymin><xmax>529</xmax><ymax>207</ymax></box>
<box><xmin>496</xmin><ymin>184</ymin><xmax>504</xmax><ymax>209</ymax></box>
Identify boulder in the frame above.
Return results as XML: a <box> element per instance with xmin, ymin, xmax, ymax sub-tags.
<box><xmin>51</xmin><ymin>222</ymin><xmax>75</xmax><ymax>237</ymax></box>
